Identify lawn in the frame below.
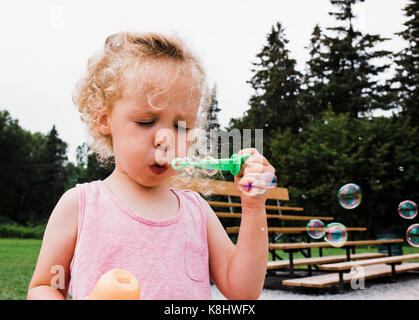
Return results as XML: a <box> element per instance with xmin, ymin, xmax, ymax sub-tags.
<box><xmin>0</xmin><ymin>238</ymin><xmax>42</xmax><ymax>300</ymax></box>
<box><xmin>0</xmin><ymin>238</ymin><xmax>418</xmax><ymax>300</ymax></box>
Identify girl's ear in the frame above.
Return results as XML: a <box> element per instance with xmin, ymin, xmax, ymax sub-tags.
<box><xmin>97</xmin><ymin>113</ymin><xmax>112</xmax><ymax>135</ymax></box>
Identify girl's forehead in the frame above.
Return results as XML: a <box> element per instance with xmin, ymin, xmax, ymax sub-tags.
<box><xmin>122</xmin><ymin>61</ymin><xmax>202</xmax><ymax>106</ymax></box>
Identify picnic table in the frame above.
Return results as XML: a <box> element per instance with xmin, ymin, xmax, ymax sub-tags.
<box><xmin>167</xmin><ymin>176</ymin><xmax>419</xmax><ymax>292</ymax></box>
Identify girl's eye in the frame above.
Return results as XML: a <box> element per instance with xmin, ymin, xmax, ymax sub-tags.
<box><xmin>136</xmin><ymin>121</ymin><xmax>155</xmax><ymax>126</ymax></box>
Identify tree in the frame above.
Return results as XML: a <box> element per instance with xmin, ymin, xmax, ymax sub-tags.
<box><xmin>0</xmin><ymin>110</ymin><xmax>33</xmax><ymax>223</ymax></box>
<box><xmin>0</xmin><ymin>112</ymin><xmax>72</xmax><ymax>224</ymax></box>
<box><xmin>32</xmin><ymin>126</ymin><xmax>69</xmax><ymax>221</ymax></box>
<box><xmin>75</xmin><ymin>142</ymin><xmax>114</xmax><ymax>183</ymax></box>
<box><xmin>392</xmin><ymin>0</ymin><xmax>419</xmax><ymax>123</ymax></box>
<box><xmin>305</xmin><ymin>0</ymin><xmax>392</xmax><ymax>118</ymax></box>
<box><xmin>228</xmin><ymin>22</ymin><xmax>303</xmax><ymax>160</ymax></box>
<box><xmin>207</xmin><ymin>84</ymin><xmax>221</xmax><ymax>132</ymax></box>
<box><xmin>269</xmin><ymin>109</ymin><xmax>419</xmax><ymax>238</ymax></box>
<box><xmin>301</xmin><ymin>24</ymin><xmax>330</xmax><ymax>120</ymax></box>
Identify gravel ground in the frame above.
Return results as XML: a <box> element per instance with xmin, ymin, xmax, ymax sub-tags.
<box><xmin>210</xmin><ymin>272</ymin><xmax>419</xmax><ymax>300</ymax></box>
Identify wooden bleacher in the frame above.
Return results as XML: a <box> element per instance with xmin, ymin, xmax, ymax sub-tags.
<box><xmin>267</xmin><ymin>252</ymin><xmax>387</xmax><ymax>270</ymax></box>
<box><xmin>283</xmin><ymin>263</ymin><xmax>419</xmax><ymax>290</ymax></box>
<box><xmin>167</xmin><ymin>176</ymin><xmax>419</xmax><ymax>292</ymax></box>
<box><xmin>227</xmin><ymin>226</ymin><xmax>367</xmax><ymax>234</ymax></box>
<box><xmin>284</xmin><ymin>254</ymin><xmax>419</xmax><ymax>292</ymax></box>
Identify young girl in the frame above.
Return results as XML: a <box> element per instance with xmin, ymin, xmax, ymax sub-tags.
<box><xmin>27</xmin><ymin>32</ymin><xmax>275</xmax><ymax>300</ymax></box>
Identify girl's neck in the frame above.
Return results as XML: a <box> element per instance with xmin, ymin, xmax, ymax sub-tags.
<box><xmin>102</xmin><ymin>168</ymin><xmax>180</xmax><ymax>221</ymax></box>
<box><xmin>103</xmin><ymin>168</ymin><xmax>171</xmax><ymax>200</ymax></box>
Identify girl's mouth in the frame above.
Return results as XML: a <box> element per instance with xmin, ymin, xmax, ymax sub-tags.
<box><xmin>150</xmin><ymin>164</ymin><xmax>168</xmax><ymax>175</ymax></box>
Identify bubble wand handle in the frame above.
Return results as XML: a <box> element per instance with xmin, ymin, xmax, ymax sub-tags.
<box><xmin>171</xmin><ymin>154</ymin><xmax>250</xmax><ymax>176</ymax></box>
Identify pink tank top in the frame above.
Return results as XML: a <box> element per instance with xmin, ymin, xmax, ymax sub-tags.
<box><xmin>69</xmin><ymin>180</ymin><xmax>211</xmax><ymax>300</ymax></box>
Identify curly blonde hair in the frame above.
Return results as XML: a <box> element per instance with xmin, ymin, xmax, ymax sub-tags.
<box><xmin>72</xmin><ymin>31</ymin><xmax>211</xmax><ymax>166</ymax></box>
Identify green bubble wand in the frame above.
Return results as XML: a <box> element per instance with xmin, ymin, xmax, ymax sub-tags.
<box><xmin>171</xmin><ymin>153</ymin><xmax>277</xmax><ymax>195</ymax></box>
<box><xmin>171</xmin><ymin>153</ymin><xmax>250</xmax><ymax>176</ymax></box>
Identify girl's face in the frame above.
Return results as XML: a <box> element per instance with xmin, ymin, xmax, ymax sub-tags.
<box><xmin>106</xmin><ymin>61</ymin><xmax>201</xmax><ymax>187</ymax></box>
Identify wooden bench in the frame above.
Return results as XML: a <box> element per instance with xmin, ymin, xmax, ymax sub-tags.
<box><xmin>318</xmin><ymin>253</ymin><xmax>419</xmax><ymax>291</ymax></box>
<box><xmin>282</xmin><ymin>263</ymin><xmax>419</xmax><ymax>291</ymax></box>
<box><xmin>216</xmin><ymin>212</ymin><xmax>334</xmax><ymax>221</ymax></box>
<box><xmin>268</xmin><ymin>239</ymin><xmax>404</xmax><ymax>275</ymax></box>
<box><xmin>267</xmin><ymin>252</ymin><xmax>387</xmax><ymax>270</ymax></box>
<box><xmin>269</xmin><ymin>239</ymin><xmax>404</xmax><ymax>250</ymax></box>
<box><xmin>166</xmin><ymin>176</ymin><xmax>305</xmax><ymax>218</ymax></box>
<box><xmin>283</xmin><ymin>253</ymin><xmax>419</xmax><ymax>292</ymax></box>
<box><xmin>227</xmin><ymin>227</ymin><xmax>366</xmax><ymax>234</ymax></box>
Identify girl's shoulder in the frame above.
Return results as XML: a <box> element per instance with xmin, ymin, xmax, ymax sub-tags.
<box><xmin>56</xmin><ymin>187</ymin><xmax>80</xmax><ymax>217</ymax></box>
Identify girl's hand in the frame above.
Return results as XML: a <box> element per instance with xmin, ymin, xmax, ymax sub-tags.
<box><xmin>233</xmin><ymin>148</ymin><xmax>276</xmax><ymax>211</ymax></box>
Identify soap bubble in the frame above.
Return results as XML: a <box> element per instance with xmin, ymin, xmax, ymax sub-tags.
<box><xmin>238</xmin><ymin>172</ymin><xmax>277</xmax><ymax>196</ymax></box>
<box><xmin>201</xmin><ymin>156</ymin><xmax>218</xmax><ymax>176</ymax></box>
<box><xmin>238</xmin><ymin>176</ymin><xmax>265</xmax><ymax>196</ymax></box>
<box><xmin>398</xmin><ymin>200</ymin><xmax>417</xmax><ymax>219</ymax></box>
<box><xmin>261</xmin><ymin>172</ymin><xmax>277</xmax><ymax>188</ymax></box>
<box><xmin>306</xmin><ymin>219</ymin><xmax>325</xmax><ymax>239</ymax></box>
<box><xmin>406</xmin><ymin>224</ymin><xmax>419</xmax><ymax>247</ymax></box>
<box><xmin>338</xmin><ymin>183</ymin><xmax>362</xmax><ymax>209</ymax></box>
<box><xmin>324</xmin><ymin>223</ymin><xmax>347</xmax><ymax>247</ymax></box>
<box><xmin>182</xmin><ymin>157</ymin><xmax>195</xmax><ymax>175</ymax></box>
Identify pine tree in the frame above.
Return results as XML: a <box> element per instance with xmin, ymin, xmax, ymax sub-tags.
<box><xmin>206</xmin><ymin>84</ymin><xmax>224</xmax><ymax>159</ymax></box>
<box><xmin>393</xmin><ymin>0</ymin><xmax>419</xmax><ymax>123</ymax></box>
<box><xmin>302</xmin><ymin>24</ymin><xmax>329</xmax><ymax>120</ymax></box>
<box><xmin>36</xmin><ymin>126</ymin><xmax>68</xmax><ymax>220</ymax></box>
<box><xmin>207</xmin><ymin>84</ymin><xmax>221</xmax><ymax>132</ymax></box>
<box><xmin>228</xmin><ymin>22</ymin><xmax>303</xmax><ymax>159</ymax></box>
<box><xmin>307</xmin><ymin>0</ymin><xmax>392</xmax><ymax>118</ymax></box>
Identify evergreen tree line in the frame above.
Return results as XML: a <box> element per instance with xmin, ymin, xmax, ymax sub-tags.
<box><xmin>226</xmin><ymin>0</ymin><xmax>419</xmax><ymax>237</ymax></box>
<box><xmin>0</xmin><ymin>0</ymin><xmax>418</xmax><ymax>239</ymax></box>
<box><xmin>0</xmin><ymin>110</ymin><xmax>114</xmax><ymax>226</ymax></box>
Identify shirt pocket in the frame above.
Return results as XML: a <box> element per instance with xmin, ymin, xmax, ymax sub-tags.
<box><xmin>184</xmin><ymin>241</ymin><xmax>207</xmax><ymax>282</ymax></box>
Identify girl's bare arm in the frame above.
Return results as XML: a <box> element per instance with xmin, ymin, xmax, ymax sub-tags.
<box><xmin>27</xmin><ymin>187</ymin><xmax>79</xmax><ymax>300</ymax></box>
<box><xmin>205</xmin><ymin>200</ymin><xmax>267</xmax><ymax>300</ymax></box>
<box><xmin>206</xmin><ymin>148</ymin><xmax>272</xmax><ymax>299</ymax></box>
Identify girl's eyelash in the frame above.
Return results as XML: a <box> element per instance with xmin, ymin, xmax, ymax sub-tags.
<box><xmin>136</xmin><ymin>121</ymin><xmax>154</xmax><ymax>126</ymax></box>
<box><xmin>136</xmin><ymin>121</ymin><xmax>189</xmax><ymax>131</ymax></box>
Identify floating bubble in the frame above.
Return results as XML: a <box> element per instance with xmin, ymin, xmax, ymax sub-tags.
<box><xmin>261</xmin><ymin>172</ymin><xmax>277</xmax><ymax>188</ymax></box>
<box><xmin>182</xmin><ymin>157</ymin><xmax>195</xmax><ymax>175</ymax></box>
<box><xmin>238</xmin><ymin>176</ymin><xmax>265</xmax><ymax>196</ymax></box>
<box><xmin>201</xmin><ymin>156</ymin><xmax>218</xmax><ymax>176</ymax></box>
<box><xmin>406</xmin><ymin>224</ymin><xmax>419</xmax><ymax>247</ymax></box>
<box><xmin>324</xmin><ymin>223</ymin><xmax>347</xmax><ymax>247</ymax></box>
<box><xmin>338</xmin><ymin>183</ymin><xmax>362</xmax><ymax>209</ymax></box>
<box><xmin>398</xmin><ymin>200</ymin><xmax>417</xmax><ymax>219</ymax></box>
<box><xmin>306</xmin><ymin>219</ymin><xmax>325</xmax><ymax>240</ymax></box>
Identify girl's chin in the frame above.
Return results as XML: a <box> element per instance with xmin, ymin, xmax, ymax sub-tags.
<box><xmin>131</xmin><ymin>170</ymin><xmax>176</xmax><ymax>188</ymax></box>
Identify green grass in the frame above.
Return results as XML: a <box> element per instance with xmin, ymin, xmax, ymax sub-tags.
<box><xmin>0</xmin><ymin>238</ymin><xmax>42</xmax><ymax>300</ymax></box>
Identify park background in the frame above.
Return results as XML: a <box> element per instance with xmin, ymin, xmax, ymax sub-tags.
<box><xmin>1</xmin><ymin>0</ymin><xmax>419</xmax><ymax>299</ymax></box>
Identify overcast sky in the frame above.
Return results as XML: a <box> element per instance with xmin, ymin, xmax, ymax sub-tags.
<box><xmin>0</xmin><ymin>0</ymin><xmax>409</xmax><ymax>163</ymax></box>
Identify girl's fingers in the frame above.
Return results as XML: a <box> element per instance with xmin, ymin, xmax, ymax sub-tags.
<box><xmin>236</xmin><ymin>149</ymin><xmax>275</xmax><ymax>181</ymax></box>
<box><xmin>238</xmin><ymin>148</ymin><xmax>272</xmax><ymax>168</ymax></box>
<box><xmin>243</xmin><ymin>163</ymin><xmax>265</xmax><ymax>174</ymax></box>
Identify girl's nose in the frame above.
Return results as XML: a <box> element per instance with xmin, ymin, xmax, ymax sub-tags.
<box><xmin>154</xmin><ymin>128</ymin><xmax>175</xmax><ymax>164</ymax></box>
<box><xmin>154</xmin><ymin>128</ymin><xmax>174</xmax><ymax>151</ymax></box>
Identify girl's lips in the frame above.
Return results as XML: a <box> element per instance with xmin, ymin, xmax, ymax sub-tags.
<box><xmin>150</xmin><ymin>164</ymin><xmax>168</xmax><ymax>175</ymax></box>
